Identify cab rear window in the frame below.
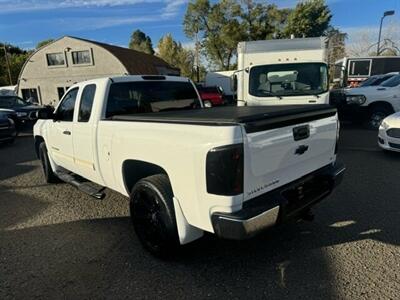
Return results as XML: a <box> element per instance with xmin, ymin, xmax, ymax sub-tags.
<box><xmin>105</xmin><ymin>81</ymin><xmax>200</xmax><ymax>118</ymax></box>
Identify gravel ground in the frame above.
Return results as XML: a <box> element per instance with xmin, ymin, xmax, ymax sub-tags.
<box><xmin>0</xmin><ymin>126</ymin><xmax>399</xmax><ymax>299</ymax></box>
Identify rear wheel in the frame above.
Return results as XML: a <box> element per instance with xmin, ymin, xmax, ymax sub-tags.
<box><xmin>366</xmin><ymin>105</ymin><xmax>393</xmax><ymax>130</ymax></box>
<box><xmin>130</xmin><ymin>174</ymin><xmax>180</xmax><ymax>257</ymax></box>
<box><xmin>39</xmin><ymin>142</ymin><xmax>60</xmax><ymax>183</ymax></box>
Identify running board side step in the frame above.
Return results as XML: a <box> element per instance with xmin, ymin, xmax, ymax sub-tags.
<box><xmin>55</xmin><ymin>171</ymin><xmax>106</xmax><ymax>200</ymax></box>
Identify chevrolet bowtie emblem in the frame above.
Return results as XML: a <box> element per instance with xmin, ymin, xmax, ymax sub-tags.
<box><xmin>295</xmin><ymin>145</ymin><xmax>309</xmax><ymax>155</ymax></box>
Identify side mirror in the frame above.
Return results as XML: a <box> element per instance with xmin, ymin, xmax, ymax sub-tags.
<box><xmin>36</xmin><ymin>107</ymin><xmax>55</xmax><ymax>120</ymax></box>
<box><xmin>231</xmin><ymin>74</ymin><xmax>238</xmax><ymax>92</ymax></box>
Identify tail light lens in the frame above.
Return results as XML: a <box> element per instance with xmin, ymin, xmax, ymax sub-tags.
<box><xmin>206</xmin><ymin>143</ymin><xmax>244</xmax><ymax>196</ymax></box>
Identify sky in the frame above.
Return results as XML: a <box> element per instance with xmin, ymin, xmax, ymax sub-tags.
<box><xmin>0</xmin><ymin>0</ymin><xmax>399</xmax><ymax>50</ymax></box>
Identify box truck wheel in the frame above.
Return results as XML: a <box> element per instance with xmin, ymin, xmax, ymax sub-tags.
<box><xmin>130</xmin><ymin>174</ymin><xmax>180</xmax><ymax>257</ymax></box>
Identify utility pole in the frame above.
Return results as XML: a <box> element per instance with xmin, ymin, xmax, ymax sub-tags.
<box><xmin>3</xmin><ymin>43</ymin><xmax>13</xmax><ymax>85</ymax></box>
<box><xmin>195</xmin><ymin>22</ymin><xmax>200</xmax><ymax>83</ymax></box>
<box><xmin>377</xmin><ymin>10</ymin><xmax>395</xmax><ymax>56</ymax></box>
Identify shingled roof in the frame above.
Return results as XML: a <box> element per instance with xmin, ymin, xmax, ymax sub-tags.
<box><xmin>71</xmin><ymin>36</ymin><xmax>180</xmax><ymax>75</ymax></box>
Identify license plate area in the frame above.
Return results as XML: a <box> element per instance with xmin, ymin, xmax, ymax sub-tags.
<box><xmin>281</xmin><ymin>175</ymin><xmax>331</xmax><ymax>217</ymax></box>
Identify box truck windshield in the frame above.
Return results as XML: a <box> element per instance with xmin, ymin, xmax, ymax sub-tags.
<box><xmin>249</xmin><ymin>62</ymin><xmax>328</xmax><ymax>98</ymax></box>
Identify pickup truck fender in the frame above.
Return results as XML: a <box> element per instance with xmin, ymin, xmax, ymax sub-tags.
<box><xmin>173</xmin><ymin>197</ymin><xmax>204</xmax><ymax>244</ymax></box>
<box><xmin>121</xmin><ymin>159</ymin><xmax>204</xmax><ymax>244</ymax></box>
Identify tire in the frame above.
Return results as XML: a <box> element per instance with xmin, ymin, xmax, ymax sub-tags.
<box><xmin>130</xmin><ymin>174</ymin><xmax>180</xmax><ymax>258</ymax></box>
<box><xmin>7</xmin><ymin>119</ymin><xmax>17</xmax><ymax>143</ymax></box>
<box><xmin>39</xmin><ymin>142</ymin><xmax>60</xmax><ymax>183</ymax></box>
<box><xmin>365</xmin><ymin>105</ymin><xmax>393</xmax><ymax>130</ymax></box>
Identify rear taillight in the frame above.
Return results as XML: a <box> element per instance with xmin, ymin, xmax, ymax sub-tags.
<box><xmin>206</xmin><ymin>143</ymin><xmax>243</xmax><ymax>196</ymax></box>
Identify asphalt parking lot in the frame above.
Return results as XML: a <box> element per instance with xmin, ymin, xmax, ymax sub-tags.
<box><xmin>1</xmin><ymin>125</ymin><xmax>399</xmax><ymax>299</ymax></box>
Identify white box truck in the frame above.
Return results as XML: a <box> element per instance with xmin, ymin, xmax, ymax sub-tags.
<box><xmin>235</xmin><ymin>37</ymin><xmax>329</xmax><ymax>106</ymax></box>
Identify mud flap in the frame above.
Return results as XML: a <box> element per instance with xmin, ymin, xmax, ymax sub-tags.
<box><xmin>173</xmin><ymin>197</ymin><xmax>204</xmax><ymax>245</ymax></box>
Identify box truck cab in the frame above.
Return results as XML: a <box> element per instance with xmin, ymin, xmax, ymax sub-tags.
<box><xmin>235</xmin><ymin>37</ymin><xmax>329</xmax><ymax>107</ymax></box>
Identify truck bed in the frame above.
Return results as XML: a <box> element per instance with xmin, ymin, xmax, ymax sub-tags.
<box><xmin>111</xmin><ymin>105</ymin><xmax>337</xmax><ymax>133</ymax></box>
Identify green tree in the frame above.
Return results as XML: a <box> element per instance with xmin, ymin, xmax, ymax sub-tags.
<box><xmin>157</xmin><ymin>34</ymin><xmax>195</xmax><ymax>78</ymax></box>
<box><xmin>325</xmin><ymin>26</ymin><xmax>347</xmax><ymax>82</ymax></box>
<box><xmin>36</xmin><ymin>39</ymin><xmax>55</xmax><ymax>49</ymax></box>
<box><xmin>128</xmin><ymin>30</ymin><xmax>154</xmax><ymax>55</ymax></box>
<box><xmin>0</xmin><ymin>43</ymin><xmax>30</xmax><ymax>86</ymax></box>
<box><xmin>239</xmin><ymin>1</ymin><xmax>290</xmax><ymax>40</ymax></box>
<box><xmin>284</xmin><ymin>0</ymin><xmax>331</xmax><ymax>38</ymax></box>
<box><xmin>184</xmin><ymin>0</ymin><xmax>246</xmax><ymax>70</ymax></box>
<box><xmin>183</xmin><ymin>0</ymin><xmax>293</xmax><ymax>70</ymax></box>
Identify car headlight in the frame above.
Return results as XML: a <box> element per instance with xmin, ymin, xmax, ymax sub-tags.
<box><xmin>16</xmin><ymin>112</ymin><xmax>28</xmax><ymax>117</ymax></box>
<box><xmin>380</xmin><ymin>120</ymin><xmax>390</xmax><ymax>130</ymax></box>
<box><xmin>346</xmin><ymin>95</ymin><xmax>366</xmax><ymax>105</ymax></box>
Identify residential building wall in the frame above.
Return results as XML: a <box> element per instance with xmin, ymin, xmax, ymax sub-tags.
<box><xmin>18</xmin><ymin>37</ymin><xmax>129</xmax><ymax>105</ymax></box>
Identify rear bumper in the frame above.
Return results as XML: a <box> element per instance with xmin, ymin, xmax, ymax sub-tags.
<box><xmin>211</xmin><ymin>162</ymin><xmax>346</xmax><ymax>240</ymax></box>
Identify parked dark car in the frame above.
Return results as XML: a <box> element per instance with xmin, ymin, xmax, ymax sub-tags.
<box><xmin>0</xmin><ymin>111</ymin><xmax>17</xmax><ymax>144</ymax></box>
<box><xmin>0</xmin><ymin>108</ymin><xmax>18</xmax><ymax>125</ymax></box>
<box><xmin>0</xmin><ymin>95</ymin><xmax>42</xmax><ymax>127</ymax></box>
<box><xmin>196</xmin><ymin>85</ymin><xmax>225</xmax><ymax>107</ymax></box>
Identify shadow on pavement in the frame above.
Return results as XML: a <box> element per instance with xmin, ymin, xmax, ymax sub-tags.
<box><xmin>0</xmin><ymin>135</ymin><xmax>37</xmax><ymax>181</ymax></box>
<box><xmin>1</xmin><ymin>216</ymin><xmax>339</xmax><ymax>299</ymax></box>
<box><xmin>2</xmin><ymin>163</ymin><xmax>400</xmax><ymax>300</ymax></box>
<box><xmin>0</xmin><ymin>190</ymin><xmax>49</xmax><ymax>230</ymax></box>
<box><xmin>1</xmin><ymin>124</ymin><xmax>399</xmax><ymax>299</ymax></box>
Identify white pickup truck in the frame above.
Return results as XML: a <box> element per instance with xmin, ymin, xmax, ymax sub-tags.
<box><xmin>34</xmin><ymin>75</ymin><xmax>345</xmax><ymax>257</ymax></box>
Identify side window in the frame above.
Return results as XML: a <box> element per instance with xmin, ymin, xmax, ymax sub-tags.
<box><xmin>78</xmin><ymin>84</ymin><xmax>96</xmax><ymax>122</ymax></box>
<box><xmin>57</xmin><ymin>88</ymin><xmax>78</xmax><ymax>122</ymax></box>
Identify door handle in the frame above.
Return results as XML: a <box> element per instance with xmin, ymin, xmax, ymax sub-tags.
<box><xmin>63</xmin><ymin>130</ymin><xmax>71</xmax><ymax>135</ymax></box>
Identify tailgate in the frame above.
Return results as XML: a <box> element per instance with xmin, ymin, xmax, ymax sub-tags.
<box><xmin>242</xmin><ymin>111</ymin><xmax>338</xmax><ymax>201</ymax></box>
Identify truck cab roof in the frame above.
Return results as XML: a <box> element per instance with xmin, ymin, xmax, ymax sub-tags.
<box><xmin>109</xmin><ymin>75</ymin><xmax>191</xmax><ymax>83</ymax></box>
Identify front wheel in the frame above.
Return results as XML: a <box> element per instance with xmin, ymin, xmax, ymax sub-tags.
<box><xmin>39</xmin><ymin>142</ymin><xmax>60</xmax><ymax>183</ymax></box>
<box><xmin>130</xmin><ymin>174</ymin><xmax>180</xmax><ymax>257</ymax></box>
<box><xmin>366</xmin><ymin>106</ymin><xmax>393</xmax><ymax>130</ymax></box>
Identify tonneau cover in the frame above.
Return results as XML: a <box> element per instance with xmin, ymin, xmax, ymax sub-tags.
<box><xmin>111</xmin><ymin>105</ymin><xmax>337</xmax><ymax>133</ymax></box>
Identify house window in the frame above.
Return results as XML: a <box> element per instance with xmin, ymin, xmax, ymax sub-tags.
<box><xmin>46</xmin><ymin>53</ymin><xmax>65</xmax><ymax>66</ymax></box>
<box><xmin>72</xmin><ymin>50</ymin><xmax>91</xmax><ymax>65</ymax></box>
<box><xmin>21</xmin><ymin>88</ymin><xmax>39</xmax><ymax>103</ymax></box>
